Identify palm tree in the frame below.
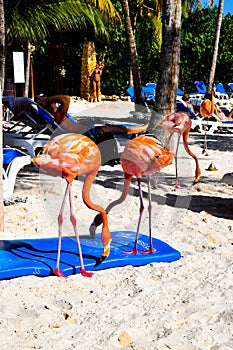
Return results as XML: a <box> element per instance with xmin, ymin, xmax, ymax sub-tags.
<box><xmin>208</xmin><ymin>0</ymin><xmax>224</xmax><ymax>91</ymax></box>
<box><xmin>0</xmin><ymin>0</ymin><xmax>119</xmax><ymax>229</ymax></box>
<box><xmin>121</xmin><ymin>0</ymin><xmax>144</xmax><ymax>106</ymax></box>
<box><xmin>148</xmin><ymin>0</ymin><xmax>182</xmax><ymax>141</ymax></box>
<box><xmin>182</xmin><ymin>0</ymin><xmax>202</xmax><ymax>15</ymax></box>
<box><xmin>122</xmin><ymin>0</ymin><xmax>164</xmax><ymax>106</ymax></box>
<box><xmin>181</xmin><ymin>0</ymin><xmax>224</xmax><ymax>92</ymax></box>
<box><xmin>2</xmin><ymin>0</ymin><xmax>119</xmax><ymax>95</ymax></box>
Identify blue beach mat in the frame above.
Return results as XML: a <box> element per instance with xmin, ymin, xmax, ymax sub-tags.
<box><xmin>0</xmin><ymin>231</ymin><xmax>181</xmax><ymax>279</ymax></box>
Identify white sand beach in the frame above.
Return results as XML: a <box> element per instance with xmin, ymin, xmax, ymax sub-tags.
<box><xmin>1</xmin><ymin>99</ymin><xmax>233</xmax><ymax>350</ymax></box>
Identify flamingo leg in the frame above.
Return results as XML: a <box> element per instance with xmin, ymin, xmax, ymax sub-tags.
<box><xmin>54</xmin><ymin>182</ymin><xmax>70</xmax><ymax>277</ymax></box>
<box><xmin>68</xmin><ymin>184</ymin><xmax>93</xmax><ymax>277</ymax></box>
<box><xmin>142</xmin><ymin>176</ymin><xmax>156</xmax><ymax>254</ymax></box>
<box><xmin>124</xmin><ymin>178</ymin><xmax>144</xmax><ymax>255</ymax></box>
<box><xmin>202</xmin><ymin>122</ymin><xmax>209</xmax><ymax>156</ymax></box>
<box><xmin>153</xmin><ymin>170</ymin><xmax>160</xmax><ymax>189</ymax></box>
<box><xmin>175</xmin><ymin>134</ymin><xmax>181</xmax><ymax>189</ymax></box>
<box><xmin>182</xmin><ymin>131</ymin><xmax>201</xmax><ymax>184</ymax></box>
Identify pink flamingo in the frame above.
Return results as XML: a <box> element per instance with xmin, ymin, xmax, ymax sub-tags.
<box><xmin>154</xmin><ymin>112</ymin><xmax>201</xmax><ymax>189</ymax></box>
<box><xmin>90</xmin><ymin>135</ymin><xmax>174</xmax><ymax>254</ymax></box>
<box><xmin>32</xmin><ymin>133</ymin><xmax>112</xmax><ymax>277</ymax></box>
<box><xmin>199</xmin><ymin>85</ymin><xmax>215</xmax><ymax>156</ymax></box>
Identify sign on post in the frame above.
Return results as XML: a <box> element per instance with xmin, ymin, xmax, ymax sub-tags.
<box><xmin>13</xmin><ymin>52</ymin><xmax>25</xmax><ymax>83</ymax></box>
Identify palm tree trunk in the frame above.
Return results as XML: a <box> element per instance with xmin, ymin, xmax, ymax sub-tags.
<box><xmin>148</xmin><ymin>0</ymin><xmax>182</xmax><ymax>141</ymax></box>
<box><xmin>208</xmin><ymin>0</ymin><xmax>224</xmax><ymax>91</ymax></box>
<box><xmin>24</xmin><ymin>42</ymin><xmax>31</xmax><ymax>97</ymax></box>
<box><xmin>80</xmin><ymin>41</ymin><xmax>97</xmax><ymax>101</ymax></box>
<box><xmin>122</xmin><ymin>0</ymin><xmax>143</xmax><ymax>106</ymax></box>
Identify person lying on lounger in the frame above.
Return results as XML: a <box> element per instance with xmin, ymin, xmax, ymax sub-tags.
<box><xmin>35</xmin><ymin>95</ymin><xmax>148</xmax><ymax>139</ymax></box>
<box><xmin>200</xmin><ymin>92</ymin><xmax>233</xmax><ymax>121</ymax></box>
<box><xmin>181</xmin><ymin>94</ymin><xmax>196</xmax><ymax>117</ymax></box>
<box><xmin>226</xmin><ymin>108</ymin><xmax>233</xmax><ymax>120</ymax></box>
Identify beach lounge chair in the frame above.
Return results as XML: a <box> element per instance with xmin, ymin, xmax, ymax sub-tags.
<box><xmin>227</xmin><ymin>83</ymin><xmax>233</xmax><ymax>98</ymax></box>
<box><xmin>3</xmin><ymin>147</ymin><xmax>31</xmax><ymax>199</ymax></box>
<box><xmin>176</xmin><ymin>100</ymin><xmax>197</xmax><ymax>118</ymax></box>
<box><xmin>2</xmin><ymin>97</ymin><xmax>64</xmax><ymax>157</ymax></box>
<box><xmin>191</xmin><ymin>117</ymin><xmax>233</xmax><ymax>134</ymax></box>
<box><xmin>215</xmin><ymin>83</ymin><xmax>229</xmax><ymax>99</ymax></box>
<box><xmin>146</xmin><ymin>83</ymin><xmax>184</xmax><ymax>97</ymax></box>
<box><xmin>126</xmin><ymin>84</ymin><xmax>185</xmax><ymax>102</ymax></box>
<box><xmin>195</xmin><ymin>81</ymin><xmax>207</xmax><ymax>96</ymax></box>
<box><xmin>126</xmin><ymin>86</ymin><xmax>155</xmax><ymax>103</ymax></box>
<box><xmin>146</xmin><ymin>83</ymin><xmax>157</xmax><ymax>90</ymax></box>
<box><xmin>177</xmin><ymin>88</ymin><xmax>184</xmax><ymax>96</ymax></box>
<box><xmin>3</xmin><ymin>96</ymin><xmax>149</xmax><ymax>167</ymax></box>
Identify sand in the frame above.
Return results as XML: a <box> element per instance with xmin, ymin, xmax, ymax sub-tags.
<box><xmin>1</xmin><ymin>99</ymin><xmax>233</xmax><ymax>350</ymax></box>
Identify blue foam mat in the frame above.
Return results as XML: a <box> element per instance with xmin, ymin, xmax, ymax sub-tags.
<box><xmin>0</xmin><ymin>231</ymin><xmax>181</xmax><ymax>279</ymax></box>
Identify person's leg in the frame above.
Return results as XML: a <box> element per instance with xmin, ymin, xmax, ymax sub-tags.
<box><xmin>84</xmin><ymin>125</ymin><xmax>127</xmax><ymax>140</ymax></box>
<box><xmin>227</xmin><ymin>109</ymin><xmax>233</xmax><ymax>120</ymax></box>
<box><xmin>100</xmin><ymin>125</ymin><xmax>127</xmax><ymax>134</ymax></box>
<box><xmin>97</xmin><ymin>81</ymin><xmax>101</xmax><ymax>102</ymax></box>
<box><xmin>92</xmin><ymin>80</ymin><xmax>97</xmax><ymax>102</ymax></box>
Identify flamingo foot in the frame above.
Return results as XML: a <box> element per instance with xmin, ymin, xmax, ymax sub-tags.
<box><xmin>80</xmin><ymin>268</ymin><xmax>93</xmax><ymax>278</ymax></box>
<box><xmin>202</xmin><ymin>149</ymin><xmax>209</xmax><ymax>156</ymax></box>
<box><xmin>175</xmin><ymin>184</ymin><xmax>179</xmax><ymax>189</ymax></box>
<box><xmin>53</xmin><ymin>267</ymin><xmax>67</xmax><ymax>278</ymax></box>
<box><xmin>123</xmin><ymin>248</ymin><xmax>138</xmax><ymax>255</ymax></box>
<box><xmin>141</xmin><ymin>247</ymin><xmax>156</xmax><ymax>254</ymax></box>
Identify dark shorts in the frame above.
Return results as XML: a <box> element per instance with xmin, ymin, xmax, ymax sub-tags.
<box><xmin>83</xmin><ymin>126</ymin><xmax>103</xmax><ymax>140</ymax></box>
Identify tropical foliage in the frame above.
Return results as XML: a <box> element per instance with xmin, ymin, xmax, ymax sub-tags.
<box><xmin>1</xmin><ymin>0</ymin><xmax>120</xmax><ymax>94</ymax></box>
<box><xmin>2</xmin><ymin>2</ymin><xmax>233</xmax><ymax>97</ymax></box>
<box><xmin>180</xmin><ymin>6</ymin><xmax>233</xmax><ymax>93</ymax></box>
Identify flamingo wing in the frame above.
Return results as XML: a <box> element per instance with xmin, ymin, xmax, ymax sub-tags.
<box><xmin>32</xmin><ymin>134</ymin><xmax>101</xmax><ymax>182</ymax></box>
<box><xmin>121</xmin><ymin>135</ymin><xmax>174</xmax><ymax>177</ymax></box>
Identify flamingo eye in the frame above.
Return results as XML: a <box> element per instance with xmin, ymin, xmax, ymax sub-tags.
<box><xmin>150</xmin><ymin>155</ymin><xmax>160</xmax><ymax>164</ymax></box>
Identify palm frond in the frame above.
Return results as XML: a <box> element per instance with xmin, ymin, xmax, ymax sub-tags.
<box><xmin>6</xmin><ymin>0</ymin><xmax>115</xmax><ymax>43</ymax></box>
<box><xmin>87</xmin><ymin>0</ymin><xmax>120</xmax><ymax>20</ymax></box>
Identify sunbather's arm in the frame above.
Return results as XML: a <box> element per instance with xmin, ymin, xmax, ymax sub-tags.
<box><xmin>35</xmin><ymin>95</ymin><xmax>70</xmax><ymax>124</ymax></box>
<box><xmin>46</xmin><ymin>95</ymin><xmax>70</xmax><ymax>124</ymax></box>
<box><xmin>214</xmin><ymin>106</ymin><xmax>226</xmax><ymax>120</ymax></box>
<box><xmin>227</xmin><ymin>109</ymin><xmax>233</xmax><ymax>120</ymax></box>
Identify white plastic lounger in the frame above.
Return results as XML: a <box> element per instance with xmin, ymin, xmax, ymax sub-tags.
<box><xmin>228</xmin><ymin>83</ymin><xmax>233</xmax><ymax>98</ymax></box>
<box><xmin>215</xmin><ymin>83</ymin><xmax>229</xmax><ymax>99</ymax></box>
<box><xmin>3</xmin><ymin>132</ymin><xmax>50</xmax><ymax>158</ymax></box>
<box><xmin>2</xmin><ymin>97</ymin><xmax>64</xmax><ymax>157</ymax></box>
<box><xmin>192</xmin><ymin>118</ymin><xmax>233</xmax><ymax>135</ymax></box>
<box><xmin>3</xmin><ymin>148</ymin><xmax>31</xmax><ymax>199</ymax></box>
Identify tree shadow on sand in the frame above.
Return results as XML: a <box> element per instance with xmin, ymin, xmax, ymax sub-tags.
<box><xmin>95</xmin><ymin>169</ymin><xmax>233</xmax><ymax>221</ymax></box>
<box><xmin>189</xmin><ymin>132</ymin><xmax>233</xmax><ymax>152</ymax></box>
